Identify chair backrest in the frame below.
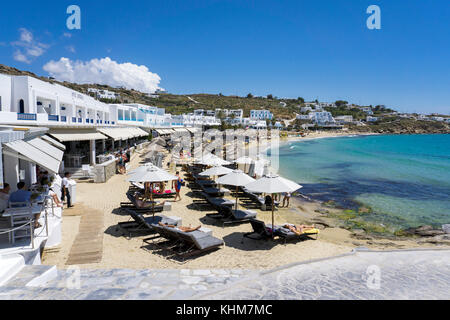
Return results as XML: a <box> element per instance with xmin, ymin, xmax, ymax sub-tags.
<box><xmin>250</xmin><ymin>219</ymin><xmax>269</xmax><ymax>235</ymax></box>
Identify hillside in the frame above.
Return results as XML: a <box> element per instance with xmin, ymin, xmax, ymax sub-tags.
<box><xmin>0</xmin><ymin>64</ymin><xmax>299</xmax><ymax>119</ymax></box>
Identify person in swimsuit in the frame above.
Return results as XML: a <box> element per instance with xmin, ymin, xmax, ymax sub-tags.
<box><xmin>158</xmin><ymin>222</ymin><xmax>201</xmax><ymax>233</ymax></box>
<box><xmin>283</xmin><ymin>224</ymin><xmax>316</xmax><ymax>235</ymax></box>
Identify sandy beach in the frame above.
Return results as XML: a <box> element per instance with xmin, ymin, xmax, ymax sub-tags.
<box><xmin>42</xmin><ymin>132</ymin><xmax>445</xmax><ymax>270</ymax></box>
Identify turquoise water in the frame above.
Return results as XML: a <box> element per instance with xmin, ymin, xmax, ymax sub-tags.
<box><xmin>268</xmin><ymin>134</ymin><xmax>450</xmax><ymax>230</ymax></box>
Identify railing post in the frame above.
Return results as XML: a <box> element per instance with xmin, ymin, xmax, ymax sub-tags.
<box><xmin>30</xmin><ymin>221</ymin><xmax>34</xmax><ymax>249</ymax></box>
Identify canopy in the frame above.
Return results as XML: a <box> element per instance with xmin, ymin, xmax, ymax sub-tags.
<box><xmin>145</xmin><ymin>144</ymin><xmax>166</xmax><ymax>153</ymax></box>
<box><xmin>27</xmin><ymin>137</ymin><xmax>64</xmax><ymax>162</ymax></box>
<box><xmin>98</xmin><ymin>127</ymin><xmax>148</xmax><ymax>141</ymax></box>
<box><xmin>199</xmin><ymin>166</ymin><xmax>233</xmax><ymax>177</ymax></box>
<box><xmin>49</xmin><ymin>130</ymin><xmax>107</xmax><ymax>142</ymax></box>
<box><xmin>4</xmin><ymin>139</ymin><xmax>61</xmax><ymax>174</ymax></box>
<box><xmin>199</xmin><ymin>153</ymin><xmax>231</xmax><ymax>166</ymax></box>
<box><xmin>151</xmin><ymin>137</ymin><xmax>166</xmax><ymax>147</ymax></box>
<box><xmin>41</xmin><ymin>135</ymin><xmax>66</xmax><ymax>150</ymax></box>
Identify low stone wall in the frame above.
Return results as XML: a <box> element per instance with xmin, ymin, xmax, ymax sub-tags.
<box><xmin>93</xmin><ymin>158</ymin><xmax>117</xmax><ymax>183</ymax></box>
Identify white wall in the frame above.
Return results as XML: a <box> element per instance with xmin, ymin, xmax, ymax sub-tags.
<box><xmin>0</xmin><ymin>74</ymin><xmax>12</xmax><ymax>112</ymax></box>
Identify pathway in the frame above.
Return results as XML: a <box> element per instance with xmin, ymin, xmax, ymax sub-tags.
<box><xmin>65</xmin><ymin>204</ymin><xmax>104</xmax><ymax>265</ymax></box>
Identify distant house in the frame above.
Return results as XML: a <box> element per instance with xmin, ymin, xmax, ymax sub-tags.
<box><xmin>367</xmin><ymin>116</ymin><xmax>379</xmax><ymax>122</ymax></box>
<box><xmin>311</xmin><ymin>111</ymin><xmax>335</xmax><ymax>125</ymax></box>
<box><xmin>335</xmin><ymin>115</ymin><xmax>354</xmax><ymax>124</ymax></box>
<box><xmin>300</xmin><ymin>106</ymin><xmax>313</xmax><ymax>113</ymax></box>
<box><xmin>296</xmin><ymin>114</ymin><xmax>312</xmax><ymax>120</ymax></box>
<box><xmin>250</xmin><ymin>109</ymin><xmax>273</xmax><ymax>120</ymax></box>
<box><xmin>361</xmin><ymin>107</ymin><xmax>374</xmax><ymax>115</ymax></box>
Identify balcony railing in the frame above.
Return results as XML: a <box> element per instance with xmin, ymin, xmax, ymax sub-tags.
<box><xmin>17</xmin><ymin>113</ymin><xmax>37</xmax><ymax>121</ymax></box>
<box><xmin>48</xmin><ymin>115</ymin><xmax>59</xmax><ymax>122</ymax></box>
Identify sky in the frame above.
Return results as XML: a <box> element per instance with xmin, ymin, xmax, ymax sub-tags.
<box><xmin>0</xmin><ymin>0</ymin><xmax>449</xmax><ymax>114</ymax></box>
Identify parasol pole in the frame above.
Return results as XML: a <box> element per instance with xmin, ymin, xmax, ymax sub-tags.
<box><xmin>271</xmin><ymin>193</ymin><xmax>275</xmax><ymax>239</ymax></box>
<box><xmin>235</xmin><ymin>185</ymin><xmax>239</xmax><ymax>214</ymax></box>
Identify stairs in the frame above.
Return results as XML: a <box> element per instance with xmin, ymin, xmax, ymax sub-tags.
<box><xmin>63</xmin><ymin>167</ymin><xmax>95</xmax><ymax>180</ymax></box>
<box><xmin>0</xmin><ymin>254</ymin><xmax>25</xmax><ymax>286</ymax></box>
<box><xmin>0</xmin><ymin>268</ymin><xmax>252</xmax><ymax>300</ymax></box>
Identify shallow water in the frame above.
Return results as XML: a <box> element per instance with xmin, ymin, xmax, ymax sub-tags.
<box><xmin>267</xmin><ymin>134</ymin><xmax>450</xmax><ymax>229</ymax></box>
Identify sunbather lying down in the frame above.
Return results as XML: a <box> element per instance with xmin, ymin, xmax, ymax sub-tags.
<box><xmin>283</xmin><ymin>224</ymin><xmax>318</xmax><ymax>235</ymax></box>
<box><xmin>134</xmin><ymin>194</ymin><xmax>166</xmax><ymax>209</ymax></box>
<box><xmin>158</xmin><ymin>222</ymin><xmax>201</xmax><ymax>233</ymax></box>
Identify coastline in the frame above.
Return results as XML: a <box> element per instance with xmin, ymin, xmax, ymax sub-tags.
<box><xmin>247</xmin><ymin>131</ymin><xmax>450</xmax><ymax>249</ymax></box>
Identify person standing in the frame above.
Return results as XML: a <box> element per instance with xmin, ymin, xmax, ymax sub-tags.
<box><xmin>61</xmin><ymin>172</ymin><xmax>73</xmax><ymax>208</ymax></box>
<box><xmin>281</xmin><ymin>192</ymin><xmax>291</xmax><ymax>208</ymax></box>
<box><xmin>174</xmin><ymin>171</ymin><xmax>184</xmax><ymax>202</ymax></box>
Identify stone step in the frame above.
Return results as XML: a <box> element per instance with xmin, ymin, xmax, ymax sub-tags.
<box><xmin>2</xmin><ymin>265</ymin><xmax>57</xmax><ymax>288</ymax></box>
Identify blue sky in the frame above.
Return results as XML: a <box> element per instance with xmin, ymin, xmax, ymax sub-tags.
<box><xmin>0</xmin><ymin>0</ymin><xmax>449</xmax><ymax>114</ymax></box>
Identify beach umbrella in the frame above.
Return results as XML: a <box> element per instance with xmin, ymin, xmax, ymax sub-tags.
<box><xmin>216</xmin><ymin>170</ymin><xmax>255</xmax><ymax>214</ymax></box>
<box><xmin>127</xmin><ymin>163</ymin><xmax>161</xmax><ymax>175</ymax></box>
<box><xmin>151</xmin><ymin>137</ymin><xmax>166</xmax><ymax>147</ymax></box>
<box><xmin>245</xmin><ymin>174</ymin><xmax>303</xmax><ymax>238</ymax></box>
<box><xmin>127</xmin><ymin>167</ymin><xmax>178</xmax><ymax>218</ymax></box>
<box><xmin>145</xmin><ymin>144</ymin><xmax>166</xmax><ymax>153</ymax></box>
<box><xmin>199</xmin><ymin>166</ymin><xmax>233</xmax><ymax>177</ymax></box>
<box><xmin>200</xmin><ymin>154</ymin><xmax>231</xmax><ymax>166</ymax></box>
<box><xmin>234</xmin><ymin>156</ymin><xmax>254</xmax><ymax>164</ymax></box>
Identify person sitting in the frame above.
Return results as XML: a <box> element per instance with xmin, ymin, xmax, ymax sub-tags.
<box><xmin>48</xmin><ymin>188</ymin><xmax>63</xmax><ymax>208</ymax></box>
<box><xmin>264</xmin><ymin>195</ymin><xmax>274</xmax><ymax>207</ymax></box>
<box><xmin>0</xmin><ymin>183</ymin><xmax>11</xmax><ymax>213</ymax></box>
<box><xmin>283</xmin><ymin>224</ymin><xmax>316</xmax><ymax>235</ymax></box>
<box><xmin>9</xmin><ymin>182</ymin><xmax>41</xmax><ymax>228</ymax></box>
<box><xmin>134</xmin><ymin>193</ymin><xmax>166</xmax><ymax>209</ymax></box>
<box><xmin>158</xmin><ymin>221</ymin><xmax>201</xmax><ymax>233</ymax></box>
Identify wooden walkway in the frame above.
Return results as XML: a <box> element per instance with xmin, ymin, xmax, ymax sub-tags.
<box><xmin>65</xmin><ymin>204</ymin><xmax>104</xmax><ymax>265</ymax></box>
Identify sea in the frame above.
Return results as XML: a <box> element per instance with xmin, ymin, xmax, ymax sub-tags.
<box><xmin>267</xmin><ymin>134</ymin><xmax>450</xmax><ymax>230</ymax></box>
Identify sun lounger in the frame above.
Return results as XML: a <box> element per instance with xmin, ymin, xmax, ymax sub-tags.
<box><xmin>275</xmin><ymin>224</ymin><xmax>320</xmax><ymax>242</ymax></box>
<box><xmin>243</xmin><ymin>219</ymin><xmax>279</xmax><ymax>241</ymax></box>
<box><xmin>207</xmin><ymin>206</ymin><xmax>257</xmax><ymax>225</ymax></box>
<box><xmin>117</xmin><ymin>208</ymin><xmax>179</xmax><ymax>238</ymax></box>
<box><xmin>193</xmin><ymin>192</ymin><xmax>234</xmax><ymax>210</ymax></box>
<box><xmin>120</xmin><ymin>192</ymin><xmax>165</xmax><ymax>213</ymax></box>
<box><xmin>145</xmin><ymin>224</ymin><xmax>224</xmax><ymax>260</ymax></box>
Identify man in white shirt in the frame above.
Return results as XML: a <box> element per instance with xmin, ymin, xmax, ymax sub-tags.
<box><xmin>0</xmin><ymin>183</ymin><xmax>10</xmax><ymax>213</ymax></box>
<box><xmin>61</xmin><ymin>172</ymin><xmax>73</xmax><ymax>208</ymax></box>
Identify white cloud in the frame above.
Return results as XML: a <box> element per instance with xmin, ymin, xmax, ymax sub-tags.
<box><xmin>43</xmin><ymin>57</ymin><xmax>163</xmax><ymax>94</ymax></box>
<box><xmin>11</xmin><ymin>28</ymin><xmax>48</xmax><ymax>64</ymax></box>
<box><xmin>13</xmin><ymin>51</ymin><xmax>31</xmax><ymax>64</ymax></box>
<box><xmin>63</xmin><ymin>32</ymin><xmax>72</xmax><ymax>38</ymax></box>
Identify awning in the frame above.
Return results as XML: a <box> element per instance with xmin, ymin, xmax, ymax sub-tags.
<box><xmin>98</xmin><ymin>127</ymin><xmax>149</xmax><ymax>141</ymax></box>
<box><xmin>4</xmin><ymin>140</ymin><xmax>61</xmax><ymax>174</ymax></box>
<box><xmin>155</xmin><ymin>129</ymin><xmax>173</xmax><ymax>135</ymax></box>
<box><xmin>27</xmin><ymin>138</ymin><xmax>64</xmax><ymax>162</ymax></box>
<box><xmin>186</xmin><ymin>127</ymin><xmax>200</xmax><ymax>134</ymax></box>
<box><xmin>41</xmin><ymin>135</ymin><xmax>66</xmax><ymax>150</ymax></box>
<box><xmin>49</xmin><ymin>131</ymin><xmax>108</xmax><ymax>142</ymax></box>
<box><xmin>97</xmin><ymin>128</ymin><xmax>129</xmax><ymax>141</ymax></box>
<box><xmin>173</xmin><ymin>128</ymin><xmax>189</xmax><ymax>133</ymax></box>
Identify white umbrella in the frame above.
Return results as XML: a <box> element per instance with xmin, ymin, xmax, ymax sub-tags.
<box><xmin>245</xmin><ymin>174</ymin><xmax>303</xmax><ymax>237</ymax></box>
<box><xmin>201</xmin><ymin>154</ymin><xmax>231</xmax><ymax>166</ymax></box>
<box><xmin>216</xmin><ymin>170</ymin><xmax>256</xmax><ymax>214</ymax></box>
<box><xmin>145</xmin><ymin>144</ymin><xmax>166</xmax><ymax>153</ymax></box>
<box><xmin>127</xmin><ymin>167</ymin><xmax>178</xmax><ymax>218</ymax></box>
<box><xmin>127</xmin><ymin>167</ymin><xmax>178</xmax><ymax>183</ymax></box>
<box><xmin>199</xmin><ymin>166</ymin><xmax>233</xmax><ymax>177</ymax></box>
<box><xmin>127</xmin><ymin>163</ymin><xmax>161</xmax><ymax>175</ymax></box>
<box><xmin>234</xmin><ymin>156</ymin><xmax>254</xmax><ymax>164</ymax></box>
